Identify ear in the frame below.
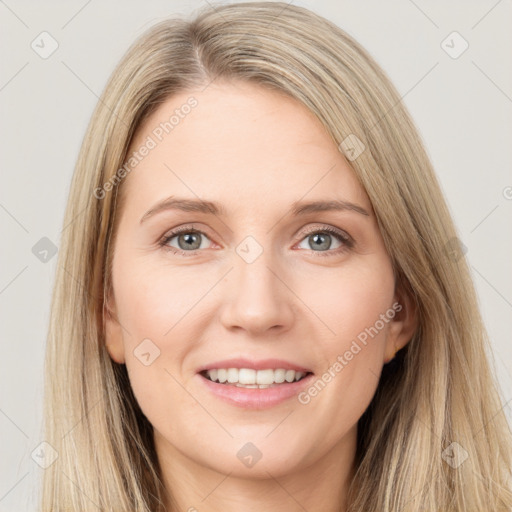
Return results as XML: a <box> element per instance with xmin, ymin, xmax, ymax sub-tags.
<box><xmin>384</xmin><ymin>281</ymin><xmax>418</xmax><ymax>363</ymax></box>
<box><xmin>104</xmin><ymin>292</ymin><xmax>126</xmax><ymax>364</ymax></box>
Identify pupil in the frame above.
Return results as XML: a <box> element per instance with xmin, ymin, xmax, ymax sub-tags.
<box><xmin>179</xmin><ymin>233</ymin><xmax>200</xmax><ymax>250</ymax></box>
<box><xmin>311</xmin><ymin>233</ymin><xmax>330</xmax><ymax>250</ymax></box>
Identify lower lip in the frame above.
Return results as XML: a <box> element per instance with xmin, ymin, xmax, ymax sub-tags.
<box><xmin>198</xmin><ymin>372</ymin><xmax>315</xmax><ymax>409</ymax></box>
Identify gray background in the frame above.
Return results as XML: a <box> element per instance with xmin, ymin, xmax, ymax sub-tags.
<box><xmin>1</xmin><ymin>1</ymin><xmax>511</xmax><ymax>509</ymax></box>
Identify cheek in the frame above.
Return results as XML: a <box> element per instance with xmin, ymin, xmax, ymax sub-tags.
<box><xmin>297</xmin><ymin>258</ymin><xmax>395</xmax><ymax>420</ymax></box>
<box><xmin>111</xmin><ymin>255</ymin><xmax>204</xmax><ymax>413</ymax></box>
<box><xmin>307</xmin><ymin>256</ymin><xmax>396</xmax><ymax>353</ymax></box>
<box><xmin>113</xmin><ymin>254</ymin><xmax>206</xmax><ymax>345</ymax></box>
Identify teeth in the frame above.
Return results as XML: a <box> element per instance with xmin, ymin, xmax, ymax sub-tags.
<box><xmin>274</xmin><ymin>369</ymin><xmax>286</xmax><ymax>383</ymax></box>
<box><xmin>239</xmin><ymin>368</ymin><xmax>256</xmax><ymax>384</ymax></box>
<box><xmin>285</xmin><ymin>370</ymin><xmax>296</xmax><ymax>383</ymax></box>
<box><xmin>204</xmin><ymin>368</ymin><xmax>307</xmax><ymax>386</ymax></box>
<box><xmin>227</xmin><ymin>368</ymin><xmax>238</xmax><ymax>383</ymax></box>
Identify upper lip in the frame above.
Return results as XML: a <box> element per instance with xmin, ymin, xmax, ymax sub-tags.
<box><xmin>197</xmin><ymin>358</ymin><xmax>313</xmax><ymax>373</ymax></box>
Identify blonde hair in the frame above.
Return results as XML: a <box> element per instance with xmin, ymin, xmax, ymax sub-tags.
<box><xmin>42</xmin><ymin>2</ymin><xmax>512</xmax><ymax>510</ymax></box>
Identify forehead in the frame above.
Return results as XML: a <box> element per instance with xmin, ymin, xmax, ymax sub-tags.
<box><xmin>122</xmin><ymin>80</ymin><xmax>370</xmax><ymax>213</ymax></box>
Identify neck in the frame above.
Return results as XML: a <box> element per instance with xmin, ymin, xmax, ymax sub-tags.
<box><xmin>155</xmin><ymin>426</ymin><xmax>357</xmax><ymax>512</ymax></box>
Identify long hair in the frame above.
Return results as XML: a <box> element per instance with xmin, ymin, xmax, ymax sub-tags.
<box><xmin>41</xmin><ymin>2</ymin><xmax>512</xmax><ymax>510</ymax></box>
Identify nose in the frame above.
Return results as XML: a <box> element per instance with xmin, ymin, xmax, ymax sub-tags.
<box><xmin>219</xmin><ymin>247</ymin><xmax>295</xmax><ymax>336</ymax></box>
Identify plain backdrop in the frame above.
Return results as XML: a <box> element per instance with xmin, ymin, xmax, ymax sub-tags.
<box><xmin>1</xmin><ymin>1</ymin><xmax>511</xmax><ymax>510</ymax></box>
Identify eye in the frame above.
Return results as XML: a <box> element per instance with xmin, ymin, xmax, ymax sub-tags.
<box><xmin>159</xmin><ymin>224</ymin><xmax>354</xmax><ymax>257</ymax></box>
<box><xmin>159</xmin><ymin>225</ymin><xmax>213</xmax><ymax>256</ymax></box>
<box><xmin>295</xmin><ymin>225</ymin><xmax>353</xmax><ymax>257</ymax></box>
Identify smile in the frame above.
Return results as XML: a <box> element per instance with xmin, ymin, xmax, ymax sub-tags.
<box><xmin>201</xmin><ymin>368</ymin><xmax>311</xmax><ymax>388</ymax></box>
<box><xmin>197</xmin><ymin>359</ymin><xmax>315</xmax><ymax>409</ymax></box>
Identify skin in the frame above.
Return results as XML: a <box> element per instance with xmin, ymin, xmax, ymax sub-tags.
<box><xmin>105</xmin><ymin>80</ymin><xmax>416</xmax><ymax>512</ymax></box>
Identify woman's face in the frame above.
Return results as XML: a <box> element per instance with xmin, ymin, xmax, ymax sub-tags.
<box><xmin>105</xmin><ymin>80</ymin><xmax>413</xmax><ymax>480</ymax></box>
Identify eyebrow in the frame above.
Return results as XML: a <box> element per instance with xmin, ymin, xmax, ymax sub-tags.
<box><xmin>140</xmin><ymin>196</ymin><xmax>370</xmax><ymax>224</ymax></box>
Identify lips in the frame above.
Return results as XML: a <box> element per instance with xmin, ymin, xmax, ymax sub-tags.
<box><xmin>196</xmin><ymin>358</ymin><xmax>315</xmax><ymax>409</ymax></box>
<box><xmin>196</xmin><ymin>358</ymin><xmax>312</xmax><ymax>374</ymax></box>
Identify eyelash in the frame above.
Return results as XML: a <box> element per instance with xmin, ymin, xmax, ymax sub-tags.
<box><xmin>158</xmin><ymin>224</ymin><xmax>354</xmax><ymax>258</ymax></box>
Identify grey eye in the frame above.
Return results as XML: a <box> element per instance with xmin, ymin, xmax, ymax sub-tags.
<box><xmin>297</xmin><ymin>232</ymin><xmax>343</xmax><ymax>252</ymax></box>
<box><xmin>166</xmin><ymin>231</ymin><xmax>210</xmax><ymax>251</ymax></box>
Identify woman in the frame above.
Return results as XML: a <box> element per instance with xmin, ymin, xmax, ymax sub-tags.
<box><xmin>41</xmin><ymin>2</ymin><xmax>512</xmax><ymax>510</ymax></box>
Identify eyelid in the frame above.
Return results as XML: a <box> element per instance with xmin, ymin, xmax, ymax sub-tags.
<box><xmin>298</xmin><ymin>223</ymin><xmax>353</xmax><ymax>243</ymax></box>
